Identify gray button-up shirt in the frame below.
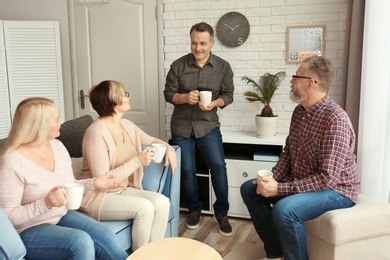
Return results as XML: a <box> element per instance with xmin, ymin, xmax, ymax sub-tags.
<box><xmin>164</xmin><ymin>53</ymin><xmax>234</xmax><ymax>138</ymax></box>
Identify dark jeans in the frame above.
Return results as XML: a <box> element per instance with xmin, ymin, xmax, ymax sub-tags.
<box><xmin>240</xmin><ymin>180</ymin><xmax>354</xmax><ymax>260</ymax></box>
<box><xmin>171</xmin><ymin>128</ymin><xmax>229</xmax><ymax>216</ymax></box>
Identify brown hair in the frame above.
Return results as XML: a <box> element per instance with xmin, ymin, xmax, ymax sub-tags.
<box><xmin>89</xmin><ymin>80</ymin><xmax>126</xmax><ymax>117</ymax></box>
<box><xmin>190</xmin><ymin>22</ymin><xmax>214</xmax><ymax>38</ymax></box>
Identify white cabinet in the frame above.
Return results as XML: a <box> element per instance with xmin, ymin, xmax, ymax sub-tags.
<box><xmin>211</xmin><ymin>131</ymin><xmax>287</xmax><ymax>218</ymax></box>
<box><xmin>0</xmin><ymin>20</ymin><xmax>64</xmax><ymax>138</ymax></box>
<box><xmin>221</xmin><ymin>159</ymin><xmax>275</xmax><ymax>217</ymax></box>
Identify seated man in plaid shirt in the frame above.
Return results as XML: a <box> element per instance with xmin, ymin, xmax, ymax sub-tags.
<box><xmin>241</xmin><ymin>56</ymin><xmax>360</xmax><ymax>260</ymax></box>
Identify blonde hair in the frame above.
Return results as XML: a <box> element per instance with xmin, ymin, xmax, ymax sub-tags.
<box><xmin>0</xmin><ymin>97</ymin><xmax>55</xmax><ymax>157</ymax></box>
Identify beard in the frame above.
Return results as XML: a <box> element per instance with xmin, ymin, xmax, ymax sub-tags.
<box><xmin>289</xmin><ymin>86</ymin><xmax>307</xmax><ymax>103</ymax></box>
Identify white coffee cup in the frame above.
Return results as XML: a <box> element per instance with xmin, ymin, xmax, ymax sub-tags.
<box><xmin>61</xmin><ymin>183</ymin><xmax>84</xmax><ymax>210</ymax></box>
<box><xmin>257</xmin><ymin>169</ymin><xmax>273</xmax><ymax>179</ymax></box>
<box><xmin>199</xmin><ymin>91</ymin><xmax>212</xmax><ymax>106</ymax></box>
<box><xmin>150</xmin><ymin>143</ymin><xmax>167</xmax><ymax>163</ymax></box>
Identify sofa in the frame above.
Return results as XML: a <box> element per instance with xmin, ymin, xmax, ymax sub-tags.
<box><xmin>0</xmin><ymin>114</ymin><xmax>181</xmax><ymax>257</ymax></box>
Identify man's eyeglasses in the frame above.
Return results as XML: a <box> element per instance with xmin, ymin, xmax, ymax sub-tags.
<box><xmin>292</xmin><ymin>75</ymin><xmax>317</xmax><ymax>83</ymax></box>
<box><xmin>125</xmin><ymin>92</ymin><xmax>130</xmax><ymax>98</ymax></box>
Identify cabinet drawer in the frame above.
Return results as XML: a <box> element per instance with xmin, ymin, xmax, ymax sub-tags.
<box><xmin>226</xmin><ymin>159</ymin><xmax>275</xmax><ymax>187</ymax></box>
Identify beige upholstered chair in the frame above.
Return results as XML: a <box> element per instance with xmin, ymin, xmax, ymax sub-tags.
<box><xmin>304</xmin><ymin>194</ymin><xmax>390</xmax><ymax>259</ymax></box>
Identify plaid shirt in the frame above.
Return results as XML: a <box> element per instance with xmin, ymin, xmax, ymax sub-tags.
<box><xmin>273</xmin><ymin>95</ymin><xmax>360</xmax><ymax>202</ymax></box>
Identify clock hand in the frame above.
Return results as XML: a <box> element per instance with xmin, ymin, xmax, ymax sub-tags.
<box><xmin>231</xmin><ymin>24</ymin><xmax>241</xmax><ymax>31</ymax></box>
<box><xmin>224</xmin><ymin>23</ymin><xmax>234</xmax><ymax>30</ymax></box>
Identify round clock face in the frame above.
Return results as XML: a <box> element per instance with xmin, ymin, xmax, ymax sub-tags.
<box><xmin>216</xmin><ymin>12</ymin><xmax>250</xmax><ymax>47</ymax></box>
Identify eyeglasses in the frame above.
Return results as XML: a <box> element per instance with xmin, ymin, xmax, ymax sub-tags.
<box><xmin>292</xmin><ymin>75</ymin><xmax>317</xmax><ymax>83</ymax></box>
<box><xmin>124</xmin><ymin>92</ymin><xmax>130</xmax><ymax>98</ymax></box>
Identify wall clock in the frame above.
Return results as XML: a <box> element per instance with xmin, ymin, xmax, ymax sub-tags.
<box><xmin>216</xmin><ymin>12</ymin><xmax>250</xmax><ymax>47</ymax></box>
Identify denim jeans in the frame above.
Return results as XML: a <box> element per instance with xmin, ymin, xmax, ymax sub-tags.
<box><xmin>19</xmin><ymin>210</ymin><xmax>128</xmax><ymax>260</ymax></box>
<box><xmin>171</xmin><ymin>128</ymin><xmax>229</xmax><ymax>216</ymax></box>
<box><xmin>240</xmin><ymin>179</ymin><xmax>354</xmax><ymax>260</ymax></box>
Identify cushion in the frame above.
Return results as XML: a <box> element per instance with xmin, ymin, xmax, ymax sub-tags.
<box><xmin>101</xmin><ymin>220</ymin><xmax>133</xmax><ymax>251</ymax></box>
<box><xmin>304</xmin><ymin>194</ymin><xmax>390</xmax><ymax>245</ymax></box>
<box><xmin>71</xmin><ymin>157</ymin><xmax>85</xmax><ymax>179</ymax></box>
<box><xmin>56</xmin><ymin>115</ymin><xmax>94</xmax><ymax>157</ymax></box>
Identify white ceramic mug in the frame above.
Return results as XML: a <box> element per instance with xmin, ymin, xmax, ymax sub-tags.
<box><xmin>257</xmin><ymin>169</ymin><xmax>273</xmax><ymax>178</ymax></box>
<box><xmin>61</xmin><ymin>183</ymin><xmax>84</xmax><ymax>210</ymax></box>
<box><xmin>150</xmin><ymin>143</ymin><xmax>167</xmax><ymax>163</ymax></box>
<box><xmin>199</xmin><ymin>91</ymin><xmax>212</xmax><ymax>106</ymax></box>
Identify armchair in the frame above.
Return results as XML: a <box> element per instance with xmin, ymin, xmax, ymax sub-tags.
<box><xmin>58</xmin><ymin>115</ymin><xmax>181</xmax><ymax>252</ymax></box>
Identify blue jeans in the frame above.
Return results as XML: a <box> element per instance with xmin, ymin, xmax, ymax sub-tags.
<box><xmin>19</xmin><ymin>210</ymin><xmax>128</xmax><ymax>260</ymax></box>
<box><xmin>171</xmin><ymin>128</ymin><xmax>229</xmax><ymax>216</ymax></box>
<box><xmin>240</xmin><ymin>179</ymin><xmax>354</xmax><ymax>260</ymax></box>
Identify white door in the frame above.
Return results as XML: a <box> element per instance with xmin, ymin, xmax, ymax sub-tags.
<box><xmin>72</xmin><ymin>0</ymin><xmax>160</xmax><ymax>137</ymax></box>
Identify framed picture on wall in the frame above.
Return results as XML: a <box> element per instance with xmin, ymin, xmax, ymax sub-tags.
<box><xmin>287</xmin><ymin>25</ymin><xmax>326</xmax><ymax>63</ymax></box>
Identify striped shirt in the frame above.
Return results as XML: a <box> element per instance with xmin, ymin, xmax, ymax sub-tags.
<box><xmin>272</xmin><ymin>95</ymin><xmax>360</xmax><ymax>202</ymax></box>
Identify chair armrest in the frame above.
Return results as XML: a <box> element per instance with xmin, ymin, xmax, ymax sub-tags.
<box><xmin>142</xmin><ymin>157</ymin><xmax>169</xmax><ymax>193</ymax></box>
<box><xmin>0</xmin><ymin>208</ymin><xmax>26</xmax><ymax>260</ymax></box>
<box><xmin>162</xmin><ymin>146</ymin><xmax>181</xmax><ymax>237</ymax></box>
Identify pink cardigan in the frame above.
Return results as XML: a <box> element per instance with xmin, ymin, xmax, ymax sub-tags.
<box><xmin>80</xmin><ymin>118</ymin><xmax>174</xmax><ymax>220</ymax></box>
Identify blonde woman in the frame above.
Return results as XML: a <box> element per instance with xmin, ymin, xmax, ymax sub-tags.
<box><xmin>80</xmin><ymin>80</ymin><xmax>177</xmax><ymax>251</ymax></box>
<box><xmin>0</xmin><ymin>97</ymin><xmax>128</xmax><ymax>260</ymax></box>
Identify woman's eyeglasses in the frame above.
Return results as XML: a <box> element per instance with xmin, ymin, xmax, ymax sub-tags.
<box><xmin>125</xmin><ymin>92</ymin><xmax>130</xmax><ymax>98</ymax></box>
<box><xmin>292</xmin><ymin>75</ymin><xmax>317</xmax><ymax>83</ymax></box>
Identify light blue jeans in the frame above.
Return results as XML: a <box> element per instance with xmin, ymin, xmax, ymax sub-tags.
<box><xmin>19</xmin><ymin>210</ymin><xmax>128</xmax><ymax>260</ymax></box>
<box><xmin>171</xmin><ymin>128</ymin><xmax>229</xmax><ymax>216</ymax></box>
<box><xmin>240</xmin><ymin>179</ymin><xmax>354</xmax><ymax>260</ymax></box>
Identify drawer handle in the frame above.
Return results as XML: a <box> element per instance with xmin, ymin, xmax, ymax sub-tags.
<box><xmin>242</xmin><ymin>172</ymin><xmax>248</xmax><ymax>178</ymax></box>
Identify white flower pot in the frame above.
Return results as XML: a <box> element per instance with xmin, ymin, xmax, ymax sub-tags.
<box><xmin>255</xmin><ymin>115</ymin><xmax>278</xmax><ymax>138</ymax></box>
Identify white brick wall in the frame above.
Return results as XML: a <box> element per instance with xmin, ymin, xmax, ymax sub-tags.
<box><xmin>162</xmin><ymin>0</ymin><xmax>350</xmax><ymax>138</ymax></box>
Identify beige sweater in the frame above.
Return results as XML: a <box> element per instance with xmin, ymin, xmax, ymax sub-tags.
<box><xmin>80</xmin><ymin>118</ymin><xmax>174</xmax><ymax>220</ymax></box>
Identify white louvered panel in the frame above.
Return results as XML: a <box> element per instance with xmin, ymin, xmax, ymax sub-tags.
<box><xmin>0</xmin><ymin>22</ymin><xmax>11</xmax><ymax>139</ymax></box>
<box><xmin>3</xmin><ymin>21</ymin><xmax>65</xmax><ymax>120</ymax></box>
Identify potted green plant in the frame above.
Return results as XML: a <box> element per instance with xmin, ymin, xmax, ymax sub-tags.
<box><xmin>242</xmin><ymin>71</ymin><xmax>287</xmax><ymax>137</ymax></box>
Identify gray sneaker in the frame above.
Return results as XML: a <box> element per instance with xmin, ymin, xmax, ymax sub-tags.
<box><xmin>186</xmin><ymin>211</ymin><xmax>201</xmax><ymax>230</ymax></box>
<box><xmin>215</xmin><ymin>215</ymin><xmax>233</xmax><ymax>236</ymax></box>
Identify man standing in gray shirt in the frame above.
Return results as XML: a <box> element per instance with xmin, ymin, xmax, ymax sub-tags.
<box><xmin>164</xmin><ymin>22</ymin><xmax>234</xmax><ymax>236</ymax></box>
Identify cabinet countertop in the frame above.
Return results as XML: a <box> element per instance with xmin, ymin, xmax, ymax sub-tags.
<box><xmin>221</xmin><ymin>130</ymin><xmax>288</xmax><ymax>146</ymax></box>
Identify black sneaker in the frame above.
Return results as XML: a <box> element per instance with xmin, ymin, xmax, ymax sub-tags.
<box><xmin>186</xmin><ymin>211</ymin><xmax>201</xmax><ymax>230</ymax></box>
<box><xmin>215</xmin><ymin>215</ymin><xmax>233</xmax><ymax>236</ymax></box>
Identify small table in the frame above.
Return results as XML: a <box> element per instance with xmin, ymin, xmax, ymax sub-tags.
<box><xmin>127</xmin><ymin>237</ymin><xmax>222</xmax><ymax>260</ymax></box>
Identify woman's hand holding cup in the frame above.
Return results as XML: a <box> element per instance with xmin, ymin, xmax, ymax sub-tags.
<box><xmin>138</xmin><ymin>147</ymin><xmax>154</xmax><ymax>166</ymax></box>
<box><xmin>45</xmin><ymin>186</ymin><xmax>67</xmax><ymax>209</ymax></box>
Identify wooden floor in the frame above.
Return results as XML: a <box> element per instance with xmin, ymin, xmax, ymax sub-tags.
<box><xmin>178</xmin><ymin>211</ymin><xmax>263</xmax><ymax>258</ymax></box>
